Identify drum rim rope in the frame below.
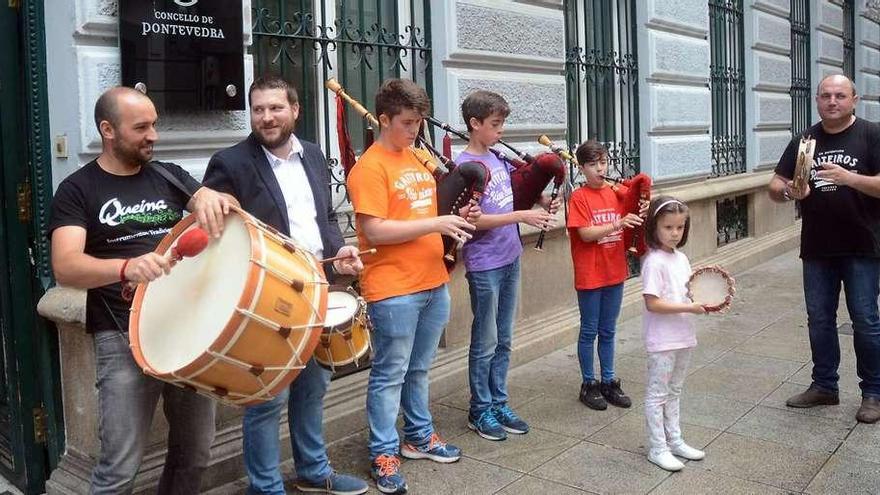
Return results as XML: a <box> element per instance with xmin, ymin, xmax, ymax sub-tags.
<box><xmin>686</xmin><ymin>265</ymin><xmax>736</xmax><ymax>313</ymax></box>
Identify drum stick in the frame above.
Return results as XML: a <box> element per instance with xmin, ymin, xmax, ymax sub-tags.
<box><xmin>320</xmin><ymin>248</ymin><xmax>377</xmax><ymax>264</ymax></box>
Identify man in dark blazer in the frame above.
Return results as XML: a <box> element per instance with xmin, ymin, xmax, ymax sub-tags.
<box><xmin>203</xmin><ymin>75</ymin><xmax>368</xmax><ymax>495</ymax></box>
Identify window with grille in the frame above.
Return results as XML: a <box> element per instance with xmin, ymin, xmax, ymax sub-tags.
<box><xmin>709</xmin><ymin>0</ymin><xmax>746</xmax><ymax>176</ymax></box>
<box><xmin>790</xmin><ymin>0</ymin><xmax>811</xmax><ymax>136</ymax></box>
<box><xmin>716</xmin><ymin>195</ymin><xmax>748</xmax><ymax>246</ymax></box>
<box><xmin>842</xmin><ymin>0</ymin><xmax>855</xmax><ymax>80</ymax></box>
<box><xmin>251</xmin><ymin>0</ymin><xmax>432</xmax><ymax>236</ymax></box>
<box><xmin>563</xmin><ymin>0</ymin><xmax>640</xmax><ymax>186</ymax></box>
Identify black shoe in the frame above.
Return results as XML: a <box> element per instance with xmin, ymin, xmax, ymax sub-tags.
<box><xmin>579</xmin><ymin>380</ymin><xmax>607</xmax><ymax>410</ymax></box>
<box><xmin>785</xmin><ymin>385</ymin><xmax>839</xmax><ymax>408</ymax></box>
<box><xmin>856</xmin><ymin>397</ymin><xmax>880</xmax><ymax>423</ymax></box>
<box><xmin>600</xmin><ymin>378</ymin><xmax>632</xmax><ymax>408</ymax></box>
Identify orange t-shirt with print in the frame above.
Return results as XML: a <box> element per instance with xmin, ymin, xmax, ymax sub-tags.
<box><xmin>346</xmin><ymin>142</ymin><xmax>449</xmax><ymax>302</ymax></box>
<box><xmin>566</xmin><ymin>184</ymin><xmax>628</xmax><ymax>290</ymax></box>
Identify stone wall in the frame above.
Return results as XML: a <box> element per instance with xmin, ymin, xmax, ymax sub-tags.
<box><xmin>747</xmin><ymin>0</ymin><xmax>794</xmax><ymax>170</ymax></box>
<box><xmin>637</xmin><ymin>0</ymin><xmax>712</xmax><ymax>180</ymax></box>
<box><xmin>858</xmin><ymin>0</ymin><xmax>880</xmax><ymax>121</ymax></box>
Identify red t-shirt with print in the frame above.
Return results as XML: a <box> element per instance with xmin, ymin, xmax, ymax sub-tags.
<box><xmin>566</xmin><ymin>184</ymin><xmax>628</xmax><ymax>290</ymax></box>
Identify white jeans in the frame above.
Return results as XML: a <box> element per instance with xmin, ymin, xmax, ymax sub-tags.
<box><xmin>645</xmin><ymin>348</ymin><xmax>692</xmax><ymax>456</ymax></box>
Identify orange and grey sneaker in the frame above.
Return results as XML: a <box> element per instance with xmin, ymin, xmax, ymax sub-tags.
<box><xmin>371</xmin><ymin>454</ymin><xmax>407</xmax><ymax>494</ymax></box>
<box><xmin>400</xmin><ymin>432</ymin><xmax>462</xmax><ymax>463</ymax></box>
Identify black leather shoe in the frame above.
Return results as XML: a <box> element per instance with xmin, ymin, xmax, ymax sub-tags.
<box><xmin>856</xmin><ymin>397</ymin><xmax>880</xmax><ymax>423</ymax></box>
<box><xmin>785</xmin><ymin>386</ymin><xmax>839</xmax><ymax>408</ymax></box>
<box><xmin>579</xmin><ymin>380</ymin><xmax>607</xmax><ymax>410</ymax></box>
<box><xmin>600</xmin><ymin>378</ymin><xmax>632</xmax><ymax>408</ymax></box>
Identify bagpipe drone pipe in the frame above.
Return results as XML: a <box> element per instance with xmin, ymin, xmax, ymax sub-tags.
<box><xmin>326</xmin><ymin>79</ymin><xmax>490</xmax><ymax>270</ymax></box>
<box><xmin>537</xmin><ymin>135</ymin><xmax>651</xmax><ymax>256</ymax></box>
<box><xmin>424</xmin><ymin>117</ymin><xmax>566</xmax><ymax>250</ymax></box>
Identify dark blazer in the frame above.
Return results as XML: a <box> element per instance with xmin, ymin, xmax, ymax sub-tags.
<box><xmin>203</xmin><ymin>133</ymin><xmax>346</xmax><ymax>279</ymax></box>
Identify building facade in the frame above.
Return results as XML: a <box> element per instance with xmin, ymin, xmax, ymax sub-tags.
<box><xmin>0</xmin><ymin>0</ymin><xmax>876</xmax><ymax>493</ymax></box>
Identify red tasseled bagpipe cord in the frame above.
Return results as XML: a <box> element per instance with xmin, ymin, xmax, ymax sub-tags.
<box><xmin>336</xmin><ymin>93</ymin><xmax>357</xmax><ymax>178</ymax></box>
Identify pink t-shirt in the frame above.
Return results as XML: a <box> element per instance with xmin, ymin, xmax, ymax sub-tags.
<box><xmin>640</xmin><ymin>248</ymin><xmax>697</xmax><ymax>353</ymax></box>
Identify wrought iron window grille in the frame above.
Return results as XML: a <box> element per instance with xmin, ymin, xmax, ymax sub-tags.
<box><xmin>716</xmin><ymin>195</ymin><xmax>748</xmax><ymax>246</ymax></box>
<box><xmin>252</xmin><ymin>0</ymin><xmax>432</xmax><ymax>237</ymax></box>
<box><xmin>790</xmin><ymin>0</ymin><xmax>812</xmax><ymax>137</ymax></box>
<box><xmin>709</xmin><ymin>0</ymin><xmax>746</xmax><ymax>177</ymax></box>
<box><xmin>842</xmin><ymin>0</ymin><xmax>855</xmax><ymax>80</ymax></box>
<box><xmin>564</xmin><ymin>0</ymin><xmax>640</xmax><ymax>187</ymax></box>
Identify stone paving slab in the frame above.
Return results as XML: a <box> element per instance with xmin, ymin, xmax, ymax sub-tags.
<box><xmin>727</xmin><ymin>405</ymin><xmax>854</xmax><ymax>454</ymax></box>
<box><xmin>694</xmin><ymin>432</ymin><xmax>827</xmax><ymax>492</ymax></box>
<box><xmin>586</xmin><ymin>410</ymin><xmax>721</xmax><ymax>457</ymax></box>
<box><xmin>649</xmin><ymin>467</ymin><xmax>794</xmax><ymax>495</ymax></box>
<box><xmin>685</xmin><ymin>363</ymin><xmax>792</xmax><ymax>404</ymax></box>
<box><xmin>451</xmin><ymin>426</ymin><xmax>579</xmax><ymax>473</ymax></box>
<box><xmin>512</xmin><ymin>395</ymin><xmax>629</xmax><ymax>440</ymax></box>
<box><xmin>531</xmin><ymin>441</ymin><xmax>670</xmax><ymax>494</ymax></box>
<box><xmin>677</xmin><ymin>392</ymin><xmax>756</xmax><ymax>431</ymax></box>
<box><xmin>804</xmin><ymin>452</ymin><xmax>880</xmax><ymax>495</ymax></box>
<box><xmin>399</xmin><ymin>456</ymin><xmax>523</xmax><ymax>495</ymax></box>
<box><xmin>496</xmin><ymin>475</ymin><xmax>594</xmax><ymax>495</ymax></box>
<box><xmin>838</xmin><ymin>422</ymin><xmax>880</xmax><ymax>461</ymax></box>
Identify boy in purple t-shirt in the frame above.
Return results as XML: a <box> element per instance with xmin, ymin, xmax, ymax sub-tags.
<box><xmin>457</xmin><ymin>91</ymin><xmax>560</xmax><ymax>441</ymax></box>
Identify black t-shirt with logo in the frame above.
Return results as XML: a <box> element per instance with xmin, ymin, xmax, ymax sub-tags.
<box><xmin>775</xmin><ymin>117</ymin><xmax>880</xmax><ymax>259</ymax></box>
<box><xmin>48</xmin><ymin>160</ymin><xmax>200</xmax><ymax>333</ymax></box>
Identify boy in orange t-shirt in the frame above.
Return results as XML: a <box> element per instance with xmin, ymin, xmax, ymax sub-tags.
<box><xmin>346</xmin><ymin>78</ymin><xmax>478</xmax><ymax>494</ymax></box>
<box><xmin>567</xmin><ymin>139</ymin><xmax>644</xmax><ymax>413</ymax></box>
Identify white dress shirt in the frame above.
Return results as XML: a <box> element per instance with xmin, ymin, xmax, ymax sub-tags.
<box><xmin>262</xmin><ymin>135</ymin><xmax>324</xmax><ymax>259</ymax></box>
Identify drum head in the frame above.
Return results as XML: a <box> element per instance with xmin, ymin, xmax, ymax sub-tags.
<box><xmin>137</xmin><ymin>214</ymin><xmax>252</xmax><ymax>373</ymax></box>
<box><xmin>325</xmin><ymin>291</ymin><xmax>360</xmax><ymax>329</ymax></box>
<box><xmin>687</xmin><ymin>266</ymin><xmax>735</xmax><ymax>312</ymax></box>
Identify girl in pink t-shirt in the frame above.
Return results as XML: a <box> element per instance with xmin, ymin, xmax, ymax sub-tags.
<box><xmin>640</xmin><ymin>196</ymin><xmax>707</xmax><ymax>472</ymax></box>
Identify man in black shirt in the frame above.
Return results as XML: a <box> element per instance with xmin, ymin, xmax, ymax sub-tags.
<box><xmin>49</xmin><ymin>86</ymin><xmax>236</xmax><ymax>493</ymax></box>
<box><xmin>769</xmin><ymin>74</ymin><xmax>880</xmax><ymax>424</ymax></box>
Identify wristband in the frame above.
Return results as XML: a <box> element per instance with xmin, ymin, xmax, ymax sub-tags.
<box><xmin>120</xmin><ymin>259</ymin><xmax>130</xmax><ymax>282</ymax></box>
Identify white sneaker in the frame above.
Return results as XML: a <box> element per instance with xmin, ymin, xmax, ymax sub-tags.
<box><xmin>670</xmin><ymin>442</ymin><xmax>705</xmax><ymax>461</ymax></box>
<box><xmin>647</xmin><ymin>451</ymin><xmax>685</xmax><ymax>471</ymax></box>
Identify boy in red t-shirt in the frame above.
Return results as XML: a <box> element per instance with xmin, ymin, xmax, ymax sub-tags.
<box><xmin>567</xmin><ymin>139</ymin><xmax>643</xmax><ymax>410</ymax></box>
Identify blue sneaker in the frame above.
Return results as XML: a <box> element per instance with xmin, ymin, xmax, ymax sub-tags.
<box><xmin>400</xmin><ymin>432</ymin><xmax>462</xmax><ymax>463</ymax></box>
<box><xmin>294</xmin><ymin>471</ymin><xmax>368</xmax><ymax>495</ymax></box>
<box><xmin>493</xmin><ymin>404</ymin><xmax>530</xmax><ymax>434</ymax></box>
<box><xmin>371</xmin><ymin>454</ymin><xmax>407</xmax><ymax>494</ymax></box>
<box><xmin>468</xmin><ymin>409</ymin><xmax>507</xmax><ymax>441</ymax></box>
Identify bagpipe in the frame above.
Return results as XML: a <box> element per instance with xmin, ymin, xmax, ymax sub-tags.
<box><xmin>326</xmin><ymin>79</ymin><xmax>490</xmax><ymax>271</ymax></box>
<box><xmin>537</xmin><ymin>135</ymin><xmax>651</xmax><ymax>256</ymax></box>
<box><xmin>424</xmin><ymin>117</ymin><xmax>566</xmax><ymax>251</ymax></box>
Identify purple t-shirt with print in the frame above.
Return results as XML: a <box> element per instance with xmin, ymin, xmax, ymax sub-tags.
<box><xmin>457</xmin><ymin>151</ymin><xmax>523</xmax><ymax>272</ymax></box>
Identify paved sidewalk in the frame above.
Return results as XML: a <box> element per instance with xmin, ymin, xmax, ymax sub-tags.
<box><xmin>220</xmin><ymin>249</ymin><xmax>879</xmax><ymax>494</ymax></box>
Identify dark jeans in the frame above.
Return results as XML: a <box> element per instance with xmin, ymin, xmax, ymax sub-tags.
<box><xmin>576</xmin><ymin>283</ymin><xmax>624</xmax><ymax>383</ymax></box>
<box><xmin>803</xmin><ymin>257</ymin><xmax>880</xmax><ymax>399</ymax></box>
<box><xmin>90</xmin><ymin>331</ymin><xmax>216</xmax><ymax>495</ymax></box>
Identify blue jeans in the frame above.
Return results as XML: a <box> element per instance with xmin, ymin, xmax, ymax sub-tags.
<box><xmin>90</xmin><ymin>331</ymin><xmax>215</xmax><ymax>495</ymax></box>
<box><xmin>242</xmin><ymin>357</ymin><xmax>332</xmax><ymax>494</ymax></box>
<box><xmin>576</xmin><ymin>283</ymin><xmax>624</xmax><ymax>383</ymax></box>
<box><xmin>366</xmin><ymin>285</ymin><xmax>450</xmax><ymax>458</ymax></box>
<box><xmin>466</xmin><ymin>260</ymin><xmax>520</xmax><ymax>416</ymax></box>
<box><xmin>803</xmin><ymin>257</ymin><xmax>880</xmax><ymax>399</ymax></box>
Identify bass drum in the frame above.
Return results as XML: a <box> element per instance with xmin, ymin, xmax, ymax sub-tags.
<box><xmin>129</xmin><ymin>207</ymin><xmax>328</xmax><ymax>406</ymax></box>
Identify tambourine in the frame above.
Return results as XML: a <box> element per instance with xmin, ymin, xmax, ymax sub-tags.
<box><xmin>793</xmin><ymin>136</ymin><xmax>814</xmax><ymax>194</ymax></box>
<box><xmin>687</xmin><ymin>265</ymin><xmax>735</xmax><ymax>313</ymax></box>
